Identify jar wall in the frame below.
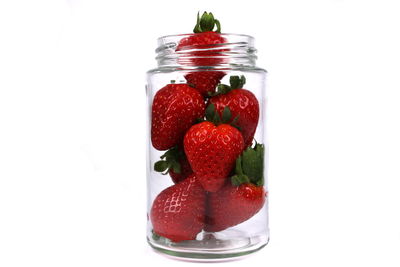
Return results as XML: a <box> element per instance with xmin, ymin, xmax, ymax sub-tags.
<box><xmin>146</xmin><ymin>67</ymin><xmax>269</xmax><ymax>260</ymax></box>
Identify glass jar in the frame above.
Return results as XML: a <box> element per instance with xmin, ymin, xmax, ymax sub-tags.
<box><xmin>146</xmin><ymin>33</ymin><xmax>268</xmax><ymax>260</ymax></box>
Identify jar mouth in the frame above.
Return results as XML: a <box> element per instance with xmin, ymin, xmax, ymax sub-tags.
<box><xmin>155</xmin><ymin>33</ymin><xmax>257</xmax><ymax>68</ymax></box>
<box><xmin>157</xmin><ymin>33</ymin><xmax>254</xmax><ymax>43</ymax></box>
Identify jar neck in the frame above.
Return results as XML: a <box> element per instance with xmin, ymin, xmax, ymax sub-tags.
<box><xmin>155</xmin><ymin>34</ymin><xmax>257</xmax><ymax>69</ymax></box>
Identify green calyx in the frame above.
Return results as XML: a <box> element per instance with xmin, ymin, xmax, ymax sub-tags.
<box><xmin>204</xmin><ymin>103</ymin><xmax>240</xmax><ymax>129</ymax></box>
<box><xmin>154</xmin><ymin>146</ymin><xmax>182</xmax><ymax>174</ymax></box>
<box><xmin>151</xmin><ymin>230</ymin><xmax>161</xmax><ymax>241</ymax></box>
<box><xmin>209</xmin><ymin>75</ymin><xmax>246</xmax><ymax>97</ymax></box>
<box><xmin>193</xmin><ymin>11</ymin><xmax>221</xmax><ymax>33</ymax></box>
<box><xmin>231</xmin><ymin>142</ymin><xmax>265</xmax><ymax>187</ymax></box>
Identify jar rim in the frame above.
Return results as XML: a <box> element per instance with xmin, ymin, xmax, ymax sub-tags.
<box><xmin>155</xmin><ymin>33</ymin><xmax>257</xmax><ymax>68</ymax></box>
<box><xmin>157</xmin><ymin>33</ymin><xmax>254</xmax><ymax>42</ymax></box>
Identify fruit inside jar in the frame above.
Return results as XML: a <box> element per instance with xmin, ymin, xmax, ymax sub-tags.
<box><xmin>146</xmin><ymin>11</ymin><xmax>269</xmax><ymax>260</ymax></box>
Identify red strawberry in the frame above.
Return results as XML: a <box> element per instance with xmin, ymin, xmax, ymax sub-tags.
<box><xmin>184</xmin><ymin>107</ymin><xmax>244</xmax><ymax>192</ymax></box>
<box><xmin>154</xmin><ymin>146</ymin><xmax>193</xmax><ymax>184</ymax></box>
<box><xmin>205</xmin><ymin>183</ymin><xmax>266</xmax><ymax>232</ymax></box>
<box><xmin>209</xmin><ymin>75</ymin><xmax>259</xmax><ymax>147</ymax></box>
<box><xmin>176</xmin><ymin>12</ymin><xmax>227</xmax><ymax>96</ymax></box>
<box><xmin>151</xmin><ymin>83</ymin><xmax>205</xmax><ymax>151</ymax></box>
<box><xmin>177</xmin><ymin>31</ymin><xmax>227</xmax><ymax>67</ymax></box>
<box><xmin>185</xmin><ymin>71</ymin><xmax>225</xmax><ymax>97</ymax></box>
<box><xmin>176</xmin><ymin>12</ymin><xmax>226</xmax><ymax>66</ymax></box>
<box><xmin>205</xmin><ymin>143</ymin><xmax>266</xmax><ymax>232</ymax></box>
<box><xmin>178</xmin><ymin>30</ymin><xmax>226</xmax><ymax>52</ymax></box>
<box><xmin>150</xmin><ymin>174</ymin><xmax>206</xmax><ymax>242</ymax></box>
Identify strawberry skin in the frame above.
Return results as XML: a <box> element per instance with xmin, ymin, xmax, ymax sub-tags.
<box><xmin>177</xmin><ymin>32</ymin><xmax>227</xmax><ymax>96</ymax></box>
<box><xmin>184</xmin><ymin>121</ymin><xmax>244</xmax><ymax>192</ymax></box>
<box><xmin>205</xmin><ymin>183</ymin><xmax>266</xmax><ymax>232</ymax></box>
<box><xmin>178</xmin><ymin>31</ymin><xmax>226</xmax><ymax>48</ymax></box>
<box><xmin>150</xmin><ymin>174</ymin><xmax>206</xmax><ymax>242</ymax></box>
<box><xmin>209</xmin><ymin>88</ymin><xmax>259</xmax><ymax>148</ymax></box>
<box><xmin>177</xmin><ymin>32</ymin><xmax>227</xmax><ymax>67</ymax></box>
<box><xmin>176</xmin><ymin>31</ymin><xmax>228</xmax><ymax>67</ymax></box>
<box><xmin>151</xmin><ymin>84</ymin><xmax>205</xmax><ymax>151</ymax></box>
<box><xmin>169</xmin><ymin>155</ymin><xmax>193</xmax><ymax>184</ymax></box>
<box><xmin>185</xmin><ymin>71</ymin><xmax>225</xmax><ymax>97</ymax></box>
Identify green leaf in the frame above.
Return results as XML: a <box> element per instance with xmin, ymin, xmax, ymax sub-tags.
<box><xmin>213</xmin><ymin>110</ymin><xmax>221</xmax><ymax>125</ymax></box>
<box><xmin>235</xmin><ymin>156</ymin><xmax>243</xmax><ymax>175</ymax></box>
<box><xmin>171</xmin><ymin>161</ymin><xmax>181</xmax><ymax>174</ymax></box>
<box><xmin>153</xmin><ymin>146</ymin><xmax>183</xmax><ymax>175</ymax></box>
<box><xmin>192</xmin><ymin>11</ymin><xmax>222</xmax><ymax>33</ymax></box>
<box><xmin>229</xmin><ymin>76</ymin><xmax>240</xmax><ymax>89</ymax></box>
<box><xmin>195</xmin><ymin>117</ymin><xmax>204</xmax><ymax>124</ymax></box>
<box><xmin>241</xmin><ymin>144</ymin><xmax>264</xmax><ymax>184</ymax></box>
<box><xmin>231</xmin><ymin>174</ymin><xmax>250</xmax><ymax>186</ymax></box>
<box><xmin>215</xmin><ymin>19</ymin><xmax>221</xmax><ymax>33</ymax></box>
<box><xmin>213</xmin><ymin>75</ymin><xmax>247</xmax><ymax>97</ymax></box>
<box><xmin>154</xmin><ymin>160</ymin><xmax>169</xmax><ymax>172</ymax></box>
<box><xmin>200</xmin><ymin>12</ymin><xmax>215</xmax><ymax>32</ymax></box>
<box><xmin>152</xmin><ymin>230</ymin><xmax>161</xmax><ymax>241</ymax></box>
<box><xmin>193</xmin><ymin>12</ymin><xmax>201</xmax><ymax>33</ymax></box>
<box><xmin>205</xmin><ymin>103</ymin><xmax>223</xmax><ymax>125</ymax></box>
<box><xmin>229</xmin><ymin>75</ymin><xmax>246</xmax><ymax>89</ymax></box>
<box><xmin>231</xmin><ymin>143</ymin><xmax>265</xmax><ymax>186</ymax></box>
<box><xmin>205</xmin><ymin>103</ymin><xmax>216</xmax><ymax>121</ymax></box>
<box><xmin>256</xmin><ymin>178</ymin><xmax>264</xmax><ymax>187</ymax></box>
<box><xmin>240</xmin><ymin>75</ymin><xmax>246</xmax><ymax>88</ymax></box>
<box><xmin>217</xmin><ymin>84</ymin><xmax>231</xmax><ymax>95</ymax></box>
<box><xmin>221</xmin><ymin>106</ymin><xmax>232</xmax><ymax>123</ymax></box>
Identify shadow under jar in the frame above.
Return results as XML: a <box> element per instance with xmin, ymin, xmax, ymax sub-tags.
<box><xmin>146</xmin><ymin>33</ymin><xmax>269</xmax><ymax>261</ymax></box>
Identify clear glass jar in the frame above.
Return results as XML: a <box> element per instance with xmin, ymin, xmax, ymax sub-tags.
<box><xmin>146</xmin><ymin>33</ymin><xmax>269</xmax><ymax>261</ymax></box>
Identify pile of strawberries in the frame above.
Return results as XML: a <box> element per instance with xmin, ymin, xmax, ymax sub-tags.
<box><xmin>150</xmin><ymin>12</ymin><xmax>267</xmax><ymax>242</ymax></box>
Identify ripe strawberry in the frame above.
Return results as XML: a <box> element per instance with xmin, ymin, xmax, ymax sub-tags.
<box><xmin>184</xmin><ymin>106</ymin><xmax>244</xmax><ymax>192</ymax></box>
<box><xmin>205</xmin><ymin>183</ymin><xmax>266</xmax><ymax>232</ymax></box>
<box><xmin>205</xmin><ymin>143</ymin><xmax>266</xmax><ymax>232</ymax></box>
<box><xmin>151</xmin><ymin>83</ymin><xmax>205</xmax><ymax>151</ymax></box>
<box><xmin>177</xmin><ymin>31</ymin><xmax>226</xmax><ymax>67</ymax></box>
<box><xmin>184</xmin><ymin>71</ymin><xmax>225</xmax><ymax>97</ymax></box>
<box><xmin>177</xmin><ymin>12</ymin><xmax>227</xmax><ymax>96</ymax></box>
<box><xmin>150</xmin><ymin>174</ymin><xmax>206</xmax><ymax>242</ymax></box>
<box><xmin>154</xmin><ymin>146</ymin><xmax>193</xmax><ymax>184</ymax></box>
<box><xmin>209</xmin><ymin>75</ymin><xmax>259</xmax><ymax>147</ymax></box>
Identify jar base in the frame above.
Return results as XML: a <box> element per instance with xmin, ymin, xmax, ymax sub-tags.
<box><xmin>147</xmin><ymin>229</ymin><xmax>269</xmax><ymax>262</ymax></box>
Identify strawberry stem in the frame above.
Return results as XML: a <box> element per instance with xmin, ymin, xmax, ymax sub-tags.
<box><xmin>193</xmin><ymin>11</ymin><xmax>221</xmax><ymax>33</ymax></box>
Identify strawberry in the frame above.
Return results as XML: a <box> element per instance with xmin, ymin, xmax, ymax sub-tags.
<box><xmin>184</xmin><ymin>105</ymin><xmax>244</xmax><ymax>192</ymax></box>
<box><xmin>150</xmin><ymin>174</ymin><xmax>206</xmax><ymax>242</ymax></box>
<box><xmin>205</xmin><ymin>143</ymin><xmax>266</xmax><ymax>232</ymax></box>
<box><xmin>205</xmin><ymin>183</ymin><xmax>266</xmax><ymax>232</ymax></box>
<box><xmin>154</xmin><ymin>146</ymin><xmax>193</xmax><ymax>184</ymax></box>
<box><xmin>151</xmin><ymin>83</ymin><xmax>205</xmax><ymax>151</ymax></box>
<box><xmin>177</xmin><ymin>12</ymin><xmax>227</xmax><ymax>96</ymax></box>
<box><xmin>209</xmin><ymin>75</ymin><xmax>259</xmax><ymax>147</ymax></box>
<box><xmin>185</xmin><ymin>71</ymin><xmax>225</xmax><ymax>97</ymax></box>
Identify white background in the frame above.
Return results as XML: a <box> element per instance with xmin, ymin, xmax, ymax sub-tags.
<box><xmin>1</xmin><ymin>0</ymin><xmax>399</xmax><ymax>266</ymax></box>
